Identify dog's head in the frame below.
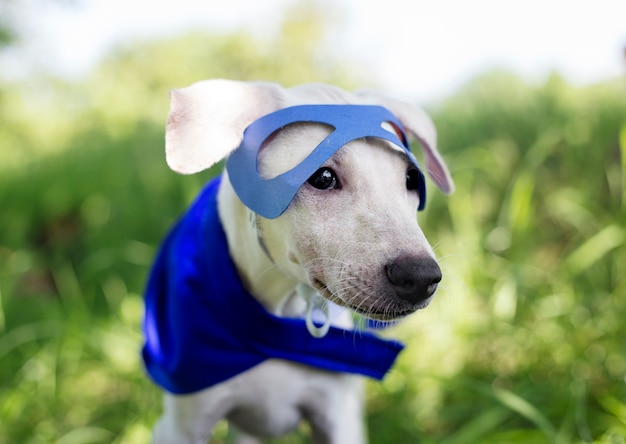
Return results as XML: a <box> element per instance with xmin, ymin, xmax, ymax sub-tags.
<box><xmin>165</xmin><ymin>79</ymin><xmax>454</xmax><ymax>321</ymax></box>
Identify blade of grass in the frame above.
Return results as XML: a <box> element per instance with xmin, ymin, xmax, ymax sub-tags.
<box><xmin>493</xmin><ymin>386</ymin><xmax>557</xmax><ymax>442</ymax></box>
<box><xmin>572</xmin><ymin>380</ymin><xmax>593</xmax><ymax>443</ymax></box>
<box><xmin>619</xmin><ymin>125</ymin><xmax>626</xmax><ymax>208</ymax></box>
<box><xmin>56</xmin><ymin>426</ymin><xmax>114</xmax><ymax>444</ymax></box>
<box><xmin>0</xmin><ymin>320</ymin><xmax>61</xmax><ymax>359</ymax></box>
<box><xmin>52</xmin><ymin>262</ymin><xmax>90</xmax><ymax>317</ymax></box>
<box><xmin>0</xmin><ymin>286</ymin><xmax>5</xmax><ymax>332</ymax></box>
<box><xmin>442</xmin><ymin>407</ymin><xmax>510</xmax><ymax>444</ymax></box>
<box><xmin>596</xmin><ymin>393</ymin><xmax>626</xmax><ymax>426</ymax></box>
<box><xmin>564</xmin><ymin>224</ymin><xmax>624</xmax><ymax>275</ymax></box>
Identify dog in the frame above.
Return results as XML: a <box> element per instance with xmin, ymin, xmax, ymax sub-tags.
<box><xmin>142</xmin><ymin>79</ymin><xmax>454</xmax><ymax>444</ymax></box>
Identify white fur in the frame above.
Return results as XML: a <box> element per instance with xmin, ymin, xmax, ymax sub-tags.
<box><xmin>153</xmin><ymin>79</ymin><xmax>454</xmax><ymax>443</ymax></box>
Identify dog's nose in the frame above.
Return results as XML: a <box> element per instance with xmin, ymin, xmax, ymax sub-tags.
<box><xmin>385</xmin><ymin>255</ymin><xmax>442</xmax><ymax>304</ymax></box>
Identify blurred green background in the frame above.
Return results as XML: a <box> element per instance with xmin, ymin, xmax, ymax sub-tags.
<box><xmin>1</xmin><ymin>4</ymin><xmax>625</xmax><ymax>444</ymax></box>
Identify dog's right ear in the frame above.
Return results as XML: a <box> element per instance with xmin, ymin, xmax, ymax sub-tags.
<box><xmin>165</xmin><ymin>79</ymin><xmax>284</xmax><ymax>174</ymax></box>
<box><xmin>355</xmin><ymin>90</ymin><xmax>455</xmax><ymax>195</ymax></box>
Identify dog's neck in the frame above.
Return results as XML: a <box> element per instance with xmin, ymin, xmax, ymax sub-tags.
<box><xmin>217</xmin><ymin>173</ymin><xmax>302</xmax><ymax>316</ymax></box>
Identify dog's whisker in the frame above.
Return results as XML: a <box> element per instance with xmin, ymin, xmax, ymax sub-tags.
<box><xmin>252</xmin><ymin>262</ymin><xmax>281</xmax><ymax>282</ymax></box>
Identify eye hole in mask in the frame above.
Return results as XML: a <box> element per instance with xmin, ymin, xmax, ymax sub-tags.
<box><xmin>226</xmin><ymin>104</ymin><xmax>426</xmax><ymax>219</ymax></box>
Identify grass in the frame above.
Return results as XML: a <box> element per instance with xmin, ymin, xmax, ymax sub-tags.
<box><xmin>0</xmin><ymin>71</ymin><xmax>625</xmax><ymax>443</ymax></box>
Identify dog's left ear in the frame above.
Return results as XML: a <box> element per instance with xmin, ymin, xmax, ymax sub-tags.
<box><xmin>165</xmin><ymin>79</ymin><xmax>284</xmax><ymax>174</ymax></box>
<box><xmin>356</xmin><ymin>90</ymin><xmax>455</xmax><ymax>194</ymax></box>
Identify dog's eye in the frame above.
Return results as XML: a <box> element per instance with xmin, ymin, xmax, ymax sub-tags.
<box><xmin>406</xmin><ymin>168</ymin><xmax>422</xmax><ymax>192</ymax></box>
<box><xmin>307</xmin><ymin>167</ymin><xmax>339</xmax><ymax>190</ymax></box>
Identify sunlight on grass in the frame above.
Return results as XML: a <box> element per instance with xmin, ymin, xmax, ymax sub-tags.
<box><xmin>56</xmin><ymin>427</ymin><xmax>115</xmax><ymax>444</ymax></box>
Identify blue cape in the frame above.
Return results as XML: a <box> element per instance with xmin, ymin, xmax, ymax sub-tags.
<box><xmin>142</xmin><ymin>177</ymin><xmax>404</xmax><ymax>394</ymax></box>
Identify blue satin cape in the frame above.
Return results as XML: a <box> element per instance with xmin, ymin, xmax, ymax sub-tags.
<box><xmin>142</xmin><ymin>176</ymin><xmax>404</xmax><ymax>394</ymax></box>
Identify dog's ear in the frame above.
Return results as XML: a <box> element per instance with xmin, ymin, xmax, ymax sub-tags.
<box><xmin>165</xmin><ymin>79</ymin><xmax>284</xmax><ymax>174</ymax></box>
<box><xmin>356</xmin><ymin>90</ymin><xmax>455</xmax><ymax>194</ymax></box>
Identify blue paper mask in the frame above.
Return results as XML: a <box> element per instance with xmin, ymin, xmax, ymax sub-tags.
<box><xmin>226</xmin><ymin>104</ymin><xmax>426</xmax><ymax>219</ymax></box>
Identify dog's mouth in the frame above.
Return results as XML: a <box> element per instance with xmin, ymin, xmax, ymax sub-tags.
<box><xmin>311</xmin><ymin>278</ymin><xmax>418</xmax><ymax>321</ymax></box>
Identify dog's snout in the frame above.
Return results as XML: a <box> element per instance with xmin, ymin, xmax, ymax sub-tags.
<box><xmin>385</xmin><ymin>256</ymin><xmax>442</xmax><ymax>304</ymax></box>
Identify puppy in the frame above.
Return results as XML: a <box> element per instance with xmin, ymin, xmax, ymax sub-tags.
<box><xmin>142</xmin><ymin>79</ymin><xmax>454</xmax><ymax>444</ymax></box>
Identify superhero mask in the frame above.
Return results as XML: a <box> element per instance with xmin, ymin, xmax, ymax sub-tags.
<box><xmin>226</xmin><ymin>104</ymin><xmax>426</xmax><ymax>219</ymax></box>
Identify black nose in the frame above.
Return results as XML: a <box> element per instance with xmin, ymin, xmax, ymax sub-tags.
<box><xmin>385</xmin><ymin>255</ymin><xmax>442</xmax><ymax>304</ymax></box>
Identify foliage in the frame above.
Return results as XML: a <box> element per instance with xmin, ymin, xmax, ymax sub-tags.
<box><xmin>365</xmin><ymin>71</ymin><xmax>626</xmax><ymax>444</ymax></box>
<box><xmin>0</xmin><ymin>21</ymin><xmax>625</xmax><ymax>444</ymax></box>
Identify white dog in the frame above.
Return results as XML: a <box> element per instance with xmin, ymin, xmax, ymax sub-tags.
<box><xmin>142</xmin><ymin>79</ymin><xmax>454</xmax><ymax>444</ymax></box>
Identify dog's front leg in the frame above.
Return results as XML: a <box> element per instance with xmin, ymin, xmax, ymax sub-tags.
<box><xmin>152</xmin><ymin>390</ymin><xmax>233</xmax><ymax>444</ymax></box>
<box><xmin>303</xmin><ymin>375</ymin><xmax>368</xmax><ymax>444</ymax></box>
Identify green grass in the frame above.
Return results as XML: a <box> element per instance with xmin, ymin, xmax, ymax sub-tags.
<box><xmin>1</xmin><ymin>71</ymin><xmax>625</xmax><ymax>443</ymax></box>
